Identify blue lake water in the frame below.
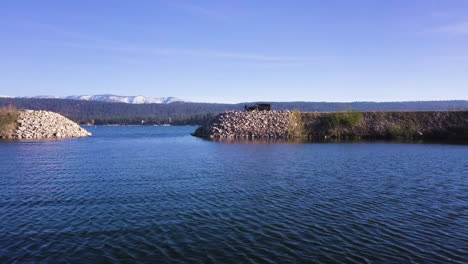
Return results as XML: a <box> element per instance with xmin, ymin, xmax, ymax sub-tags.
<box><xmin>0</xmin><ymin>126</ymin><xmax>467</xmax><ymax>263</ymax></box>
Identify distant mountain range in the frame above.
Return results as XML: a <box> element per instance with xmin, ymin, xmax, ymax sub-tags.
<box><xmin>3</xmin><ymin>94</ymin><xmax>184</xmax><ymax>104</ymax></box>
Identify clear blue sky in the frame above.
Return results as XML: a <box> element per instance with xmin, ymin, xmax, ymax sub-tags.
<box><xmin>1</xmin><ymin>0</ymin><xmax>467</xmax><ymax>103</ymax></box>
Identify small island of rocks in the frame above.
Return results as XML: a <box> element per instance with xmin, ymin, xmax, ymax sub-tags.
<box><xmin>0</xmin><ymin>109</ymin><xmax>92</xmax><ymax>140</ymax></box>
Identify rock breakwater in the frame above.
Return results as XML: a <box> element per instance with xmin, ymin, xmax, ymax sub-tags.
<box><xmin>192</xmin><ymin>111</ymin><xmax>297</xmax><ymax>139</ymax></box>
<box><xmin>193</xmin><ymin>110</ymin><xmax>468</xmax><ymax>141</ymax></box>
<box><xmin>1</xmin><ymin>110</ymin><xmax>92</xmax><ymax>139</ymax></box>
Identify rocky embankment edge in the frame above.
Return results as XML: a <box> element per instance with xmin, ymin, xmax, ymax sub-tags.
<box><xmin>192</xmin><ymin>111</ymin><xmax>297</xmax><ymax>139</ymax></box>
<box><xmin>192</xmin><ymin>110</ymin><xmax>468</xmax><ymax>141</ymax></box>
<box><xmin>1</xmin><ymin>110</ymin><xmax>92</xmax><ymax>139</ymax></box>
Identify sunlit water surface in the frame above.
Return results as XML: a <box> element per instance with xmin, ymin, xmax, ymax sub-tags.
<box><xmin>0</xmin><ymin>126</ymin><xmax>467</xmax><ymax>263</ymax></box>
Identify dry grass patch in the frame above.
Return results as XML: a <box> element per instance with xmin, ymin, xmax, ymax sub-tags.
<box><xmin>0</xmin><ymin>105</ymin><xmax>19</xmax><ymax>138</ymax></box>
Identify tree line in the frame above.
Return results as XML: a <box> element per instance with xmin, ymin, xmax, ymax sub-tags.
<box><xmin>1</xmin><ymin>98</ymin><xmax>467</xmax><ymax>125</ymax></box>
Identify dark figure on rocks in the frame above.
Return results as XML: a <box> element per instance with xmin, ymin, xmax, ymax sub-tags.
<box><xmin>244</xmin><ymin>103</ymin><xmax>271</xmax><ymax>111</ymax></box>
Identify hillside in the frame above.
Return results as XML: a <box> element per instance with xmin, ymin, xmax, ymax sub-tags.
<box><xmin>1</xmin><ymin>98</ymin><xmax>467</xmax><ymax>125</ymax></box>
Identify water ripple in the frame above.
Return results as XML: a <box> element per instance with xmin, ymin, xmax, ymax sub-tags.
<box><xmin>0</xmin><ymin>126</ymin><xmax>467</xmax><ymax>263</ymax></box>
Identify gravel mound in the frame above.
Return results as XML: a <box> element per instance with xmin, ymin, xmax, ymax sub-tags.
<box><xmin>8</xmin><ymin>110</ymin><xmax>91</xmax><ymax>139</ymax></box>
<box><xmin>193</xmin><ymin>111</ymin><xmax>294</xmax><ymax>139</ymax></box>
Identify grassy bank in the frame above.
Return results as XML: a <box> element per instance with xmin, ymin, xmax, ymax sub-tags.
<box><xmin>299</xmin><ymin>111</ymin><xmax>468</xmax><ymax>141</ymax></box>
<box><xmin>0</xmin><ymin>106</ymin><xmax>19</xmax><ymax>138</ymax></box>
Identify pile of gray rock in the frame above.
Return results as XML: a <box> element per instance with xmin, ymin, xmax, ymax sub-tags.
<box><xmin>9</xmin><ymin>110</ymin><xmax>92</xmax><ymax>139</ymax></box>
<box><xmin>193</xmin><ymin>111</ymin><xmax>294</xmax><ymax>139</ymax></box>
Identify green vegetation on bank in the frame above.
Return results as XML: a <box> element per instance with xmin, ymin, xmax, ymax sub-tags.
<box><xmin>331</xmin><ymin>111</ymin><xmax>363</xmax><ymax>128</ymax></box>
<box><xmin>289</xmin><ymin>111</ymin><xmax>307</xmax><ymax>137</ymax></box>
<box><xmin>0</xmin><ymin>105</ymin><xmax>19</xmax><ymax>138</ymax></box>
<box><xmin>289</xmin><ymin>111</ymin><xmax>364</xmax><ymax>139</ymax></box>
<box><xmin>329</xmin><ymin>111</ymin><xmax>363</xmax><ymax>138</ymax></box>
<box><xmin>301</xmin><ymin>111</ymin><xmax>468</xmax><ymax>141</ymax></box>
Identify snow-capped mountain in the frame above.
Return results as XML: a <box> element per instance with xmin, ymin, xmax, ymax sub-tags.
<box><xmin>23</xmin><ymin>94</ymin><xmax>184</xmax><ymax>104</ymax></box>
<box><xmin>64</xmin><ymin>95</ymin><xmax>183</xmax><ymax>104</ymax></box>
<box><xmin>31</xmin><ymin>95</ymin><xmax>61</xmax><ymax>99</ymax></box>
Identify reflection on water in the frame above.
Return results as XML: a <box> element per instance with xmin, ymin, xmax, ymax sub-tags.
<box><xmin>208</xmin><ymin>136</ymin><xmax>468</xmax><ymax>145</ymax></box>
<box><xmin>0</xmin><ymin>126</ymin><xmax>467</xmax><ymax>263</ymax></box>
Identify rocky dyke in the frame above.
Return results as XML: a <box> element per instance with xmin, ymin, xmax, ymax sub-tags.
<box><xmin>192</xmin><ymin>111</ymin><xmax>296</xmax><ymax>139</ymax></box>
<box><xmin>0</xmin><ymin>110</ymin><xmax>92</xmax><ymax>139</ymax></box>
<box><xmin>192</xmin><ymin>110</ymin><xmax>468</xmax><ymax>141</ymax></box>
